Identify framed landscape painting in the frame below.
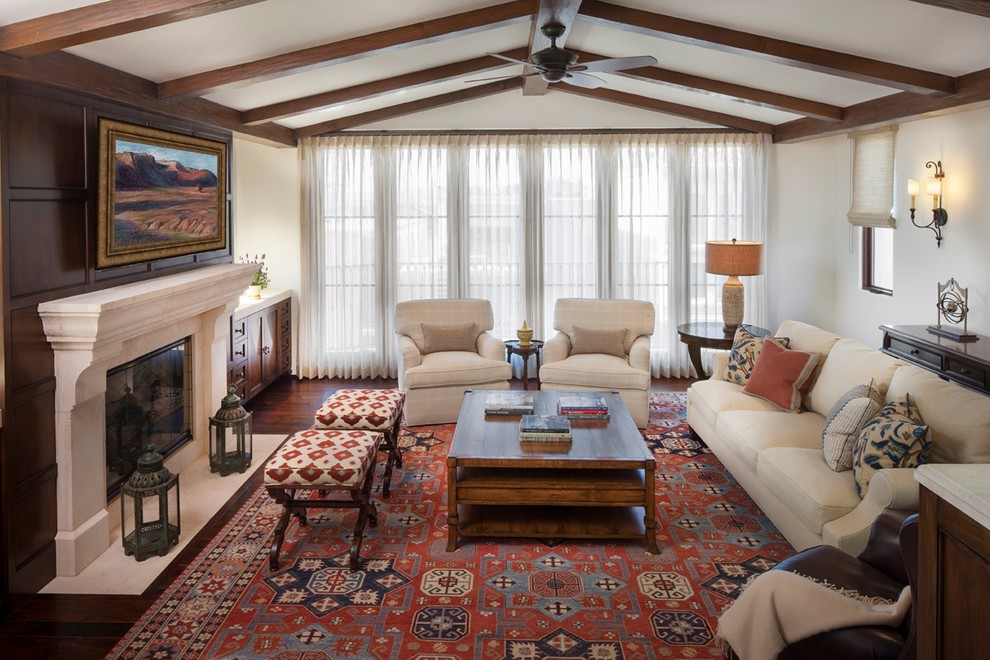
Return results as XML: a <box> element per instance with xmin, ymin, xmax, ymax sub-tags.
<box><xmin>97</xmin><ymin>118</ymin><xmax>228</xmax><ymax>269</ymax></box>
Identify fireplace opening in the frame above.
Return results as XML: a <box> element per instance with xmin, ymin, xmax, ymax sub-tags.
<box><xmin>106</xmin><ymin>337</ymin><xmax>192</xmax><ymax>500</ymax></box>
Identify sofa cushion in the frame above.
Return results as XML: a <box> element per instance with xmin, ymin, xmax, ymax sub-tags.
<box><xmin>805</xmin><ymin>339</ymin><xmax>902</xmax><ymax>417</ymax></box>
<box><xmin>852</xmin><ymin>396</ymin><xmax>931</xmax><ymax>497</ymax></box>
<box><xmin>758</xmin><ymin>447</ymin><xmax>862</xmax><ymax>534</ymax></box>
<box><xmin>421</xmin><ymin>322</ymin><xmax>478</xmax><ymax>354</ymax></box>
<box><xmin>540</xmin><ymin>353</ymin><xmax>650</xmax><ymax>390</ymax></box>
<box><xmin>717</xmin><ymin>409</ymin><xmax>826</xmax><ymax>473</ymax></box>
<box><xmin>821</xmin><ymin>381</ymin><xmax>884</xmax><ymax>472</ymax></box>
<box><xmin>743</xmin><ymin>338</ymin><xmax>820</xmax><ymax>412</ymax></box>
<box><xmin>885</xmin><ymin>364</ymin><xmax>990</xmax><ymax>464</ymax></box>
<box><xmin>725</xmin><ymin>325</ymin><xmax>788</xmax><ymax>386</ymax></box>
<box><xmin>774</xmin><ymin>320</ymin><xmax>841</xmax><ymax>399</ymax></box>
<box><xmin>570</xmin><ymin>326</ymin><xmax>627</xmax><ymax>357</ymax></box>
<box><xmin>404</xmin><ymin>352</ymin><xmax>511</xmax><ymax>389</ymax></box>
<box><xmin>687</xmin><ymin>379</ymin><xmax>779</xmax><ymax>435</ymax></box>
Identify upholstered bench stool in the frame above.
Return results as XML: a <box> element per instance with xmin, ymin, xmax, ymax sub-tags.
<box><xmin>265</xmin><ymin>429</ymin><xmax>383</xmax><ymax>571</ymax></box>
<box><xmin>314</xmin><ymin>388</ymin><xmax>405</xmax><ymax>496</ymax></box>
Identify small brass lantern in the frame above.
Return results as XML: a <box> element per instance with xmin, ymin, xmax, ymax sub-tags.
<box><xmin>209</xmin><ymin>386</ymin><xmax>253</xmax><ymax>476</ymax></box>
<box><xmin>121</xmin><ymin>444</ymin><xmax>180</xmax><ymax>561</ymax></box>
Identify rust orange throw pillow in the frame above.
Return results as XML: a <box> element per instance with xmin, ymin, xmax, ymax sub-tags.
<box><xmin>743</xmin><ymin>338</ymin><xmax>820</xmax><ymax>412</ymax></box>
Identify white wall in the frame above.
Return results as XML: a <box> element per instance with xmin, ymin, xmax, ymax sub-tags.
<box><xmin>231</xmin><ymin>137</ymin><xmax>301</xmax><ymax>297</ymax></box>
<box><xmin>769</xmin><ymin>104</ymin><xmax>990</xmax><ymax>346</ymax></box>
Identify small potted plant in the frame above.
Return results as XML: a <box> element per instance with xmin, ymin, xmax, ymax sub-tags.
<box><xmin>241</xmin><ymin>254</ymin><xmax>270</xmax><ymax>299</ymax></box>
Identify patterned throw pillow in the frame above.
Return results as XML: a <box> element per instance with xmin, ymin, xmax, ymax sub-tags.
<box><xmin>742</xmin><ymin>338</ymin><xmax>819</xmax><ymax>412</ymax></box>
<box><xmin>852</xmin><ymin>394</ymin><xmax>932</xmax><ymax>497</ymax></box>
<box><xmin>821</xmin><ymin>381</ymin><xmax>884</xmax><ymax>471</ymax></box>
<box><xmin>725</xmin><ymin>326</ymin><xmax>789</xmax><ymax>386</ymax></box>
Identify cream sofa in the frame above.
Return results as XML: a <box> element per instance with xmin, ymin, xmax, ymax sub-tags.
<box><xmin>395</xmin><ymin>299</ymin><xmax>511</xmax><ymax>426</ymax></box>
<box><xmin>687</xmin><ymin>320</ymin><xmax>990</xmax><ymax>554</ymax></box>
<box><xmin>540</xmin><ymin>298</ymin><xmax>655</xmax><ymax>428</ymax></box>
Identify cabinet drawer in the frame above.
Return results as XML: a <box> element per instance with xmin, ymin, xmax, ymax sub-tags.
<box><xmin>230</xmin><ymin>359</ymin><xmax>248</xmax><ymax>384</ymax></box>
<box><xmin>232</xmin><ymin>318</ymin><xmax>248</xmax><ymax>340</ymax></box>
<box><xmin>231</xmin><ymin>339</ymin><xmax>249</xmax><ymax>361</ymax></box>
<box><xmin>888</xmin><ymin>337</ymin><xmax>942</xmax><ymax>370</ymax></box>
<box><xmin>946</xmin><ymin>357</ymin><xmax>988</xmax><ymax>389</ymax></box>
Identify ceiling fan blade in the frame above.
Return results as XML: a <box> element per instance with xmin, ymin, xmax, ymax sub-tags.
<box><xmin>464</xmin><ymin>72</ymin><xmax>540</xmax><ymax>83</ymax></box>
<box><xmin>562</xmin><ymin>71</ymin><xmax>607</xmax><ymax>89</ymax></box>
<box><xmin>486</xmin><ymin>52</ymin><xmax>540</xmax><ymax>68</ymax></box>
<box><xmin>575</xmin><ymin>55</ymin><xmax>657</xmax><ymax>74</ymax></box>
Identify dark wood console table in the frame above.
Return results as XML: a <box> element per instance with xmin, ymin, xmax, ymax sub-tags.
<box><xmin>880</xmin><ymin>324</ymin><xmax>990</xmax><ymax>396</ymax></box>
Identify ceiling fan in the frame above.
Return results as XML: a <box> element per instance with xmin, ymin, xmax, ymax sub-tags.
<box><xmin>470</xmin><ymin>22</ymin><xmax>658</xmax><ymax>89</ymax></box>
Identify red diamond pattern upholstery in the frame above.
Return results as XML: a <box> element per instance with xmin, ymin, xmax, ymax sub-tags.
<box><xmin>264</xmin><ymin>429</ymin><xmax>381</xmax><ymax>488</ymax></box>
<box><xmin>314</xmin><ymin>388</ymin><xmax>405</xmax><ymax>431</ymax></box>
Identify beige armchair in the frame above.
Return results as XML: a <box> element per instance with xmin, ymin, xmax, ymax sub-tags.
<box><xmin>394</xmin><ymin>298</ymin><xmax>511</xmax><ymax>426</ymax></box>
<box><xmin>539</xmin><ymin>298</ymin><xmax>655</xmax><ymax>428</ymax></box>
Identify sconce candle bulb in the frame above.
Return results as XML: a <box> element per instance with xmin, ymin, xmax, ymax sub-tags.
<box><xmin>909</xmin><ymin>160</ymin><xmax>947</xmax><ymax>247</ymax></box>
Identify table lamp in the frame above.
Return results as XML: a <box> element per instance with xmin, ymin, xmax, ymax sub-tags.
<box><xmin>705</xmin><ymin>239</ymin><xmax>764</xmax><ymax>333</ymax></box>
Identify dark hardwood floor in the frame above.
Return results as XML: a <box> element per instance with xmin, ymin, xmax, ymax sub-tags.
<box><xmin>0</xmin><ymin>375</ymin><xmax>692</xmax><ymax>659</ymax></box>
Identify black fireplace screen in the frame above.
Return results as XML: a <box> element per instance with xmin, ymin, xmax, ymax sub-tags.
<box><xmin>106</xmin><ymin>337</ymin><xmax>192</xmax><ymax>500</ymax></box>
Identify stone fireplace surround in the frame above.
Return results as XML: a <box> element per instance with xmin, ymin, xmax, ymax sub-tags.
<box><xmin>38</xmin><ymin>263</ymin><xmax>256</xmax><ymax>577</ymax></box>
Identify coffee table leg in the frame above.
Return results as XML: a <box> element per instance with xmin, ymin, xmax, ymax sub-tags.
<box><xmin>446</xmin><ymin>457</ymin><xmax>459</xmax><ymax>551</ymax></box>
<box><xmin>645</xmin><ymin>462</ymin><xmax>658</xmax><ymax>553</ymax></box>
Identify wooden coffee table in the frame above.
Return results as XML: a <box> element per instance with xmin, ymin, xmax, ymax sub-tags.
<box><xmin>446</xmin><ymin>390</ymin><xmax>658</xmax><ymax>552</ymax></box>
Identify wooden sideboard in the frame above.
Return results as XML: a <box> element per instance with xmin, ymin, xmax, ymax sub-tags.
<box><xmin>915</xmin><ymin>465</ymin><xmax>990</xmax><ymax>660</ymax></box>
<box><xmin>229</xmin><ymin>290</ymin><xmax>292</xmax><ymax>403</ymax></box>
<box><xmin>880</xmin><ymin>325</ymin><xmax>990</xmax><ymax>396</ymax></box>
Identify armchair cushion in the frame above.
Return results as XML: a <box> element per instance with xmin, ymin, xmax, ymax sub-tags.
<box><xmin>570</xmin><ymin>326</ymin><xmax>627</xmax><ymax>357</ymax></box>
<box><xmin>404</xmin><ymin>352</ymin><xmax>510</xmax><ymax>389</ymax></box>
<box><xmin>421</xmin><ymin>322</ymin><xmax>478</xmax><ymax>354</ymax></box>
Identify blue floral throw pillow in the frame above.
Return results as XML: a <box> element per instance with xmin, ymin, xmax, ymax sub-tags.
<box><xmin>852</xmin><ymin>394</ymin><xmax>932</xmax><ymax>497</ymax></box>
<box><xmin>724</xmin><ymin>326</ymin><xmax>789</xmax><ymax>386</ymax></box>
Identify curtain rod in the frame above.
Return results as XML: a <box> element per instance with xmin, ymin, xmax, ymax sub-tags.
<box><xmin>317</xmin><ymin>128</ymin><xmax>747</xmax><ymax>138</ymax></box>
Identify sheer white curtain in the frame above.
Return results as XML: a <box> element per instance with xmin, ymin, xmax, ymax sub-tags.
<box><xmin>298</xmin><ymin>132</ymin><xmax>769</xmax><ymax>379</ymax></box>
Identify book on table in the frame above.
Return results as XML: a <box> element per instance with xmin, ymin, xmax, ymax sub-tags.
<box><xmin>557</xmin><ymin>392</ymin><xmax>609</xmax><ymax>420</ymax></box>
<box><xmin>484</xmin><ymin>391</ymin><xmax>535</xmax><ymax>416</ymax></box>
<box><xmin>519</xmin><ymin>414</ymin><xmax>571</xmax><ymax>442</ymax></box>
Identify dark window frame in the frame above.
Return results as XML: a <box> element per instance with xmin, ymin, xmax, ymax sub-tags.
<box><xmin>861</xmin><ymin>227</ymin><xmax>893</xmax><ymax>296</ymax></box>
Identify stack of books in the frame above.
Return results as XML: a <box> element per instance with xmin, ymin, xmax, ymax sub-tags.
<box><xmin>519</xmin><ymin>414</ymin><xmax>572</xmax><ymax>442</ymax></box>
<box><xmin>557</xmin><ymin>393</ymin><xmax>610</xmax><ymax>421</ymax></box>
<box><xmin>484</xmin><ymin>391</ymin><xmax>535</xmax><ymax>416</ymax></box>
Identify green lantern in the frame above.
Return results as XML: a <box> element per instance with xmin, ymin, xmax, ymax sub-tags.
<box><xmin>120</xmin><ymin>444</ymin><xmax>180</xmax><ymax>561</ymax></box>
<box><xmin>209</xmin><ymin>385</ymin><xmax>253</xmax><ymax>476</ymax></box>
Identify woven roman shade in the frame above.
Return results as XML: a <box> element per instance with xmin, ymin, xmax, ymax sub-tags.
<box><xmin>847</xmin><ymin>126</ymin><xmax>897</xmax><ymax>228</ymax></box>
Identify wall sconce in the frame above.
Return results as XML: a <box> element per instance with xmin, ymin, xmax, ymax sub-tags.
<box><xmin>908</xmin><ymin>160</ymin><xmax>947</xmax><ymax>247</ymax></box>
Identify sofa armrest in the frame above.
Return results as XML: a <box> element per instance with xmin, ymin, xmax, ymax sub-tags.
<box><xmin>397</xmin><ymin>335</ymin><xmax>423</xmax><ymax>390</ymax></box>
<box><xmin>542</xmin><ymin>331</ymin><xmax>570</xmax><ymax>365</ymax></box>
<box><xmin>477</xmin><ymin>331</ymin><xmax>505</xmax><ymax>361</ymax></box>
<box><xmin>822</xmin><ymin>468</ymin><xmax>920</xmax><ymax>554</ymax></box>
<box><xmin>710</xmin><ymin>352</ymin><xmax>729</xmax><ymax>381</ymax></box>
<box><xmin>628</xmin><ymin>335</ymin><xmax>651</xmax><ymax>372</ymax></box>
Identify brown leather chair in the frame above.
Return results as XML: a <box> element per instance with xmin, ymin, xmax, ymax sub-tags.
<box><xmin>726</xmin><ymin>513</ymin><xmax>919</xmax><ymax>660</ymax></box>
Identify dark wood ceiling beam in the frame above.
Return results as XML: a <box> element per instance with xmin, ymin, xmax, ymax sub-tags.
<box><xmin>907</xmin><ymin>0</ymin><xmax>990</xmax><ymax>18</ymax></box>
<box><xmin>578</xmin><ymin>0</ymin><xmax>957</xmax><ymax>96</ymax></box>
<box><xmin>242</xmin><ymin>47</ymin><xmax>530</xmax><ymax>125</ymax></box>
<box><xmin>774</xmin><ymin>66</ymin><xmax>990</xmax><ymax>142</ymax></box>
<box><xmin>569</xmin><ymin>49</ymin><xmax>843</xmax><ymax>121</ymax></box>
<box><xmin>0</xmin><ymin>0</ymin><xmax>268</xmax><ymax>57</ymax></box>
<box><xmin>523</xmin><ymin>0</ymin><xmax>582</xmax><ymax>96</ymax></box>
<box><xmin>293</xmin><ymin>78</ymin><xmax>524</xmax><ymax>138</ymax></box>
<box><xmin>158</xmin><ymin>0</ymin><xmax>535</xmax><ymax>100</ymax></box>
<box><xmin>0</xmin><ymin>50</ymin><xmax>294</xmax><ymax>146</ymax></box>
<box><xmin>558</xmin><ymin>85</ymin><xmax>775</xmax><ymax>133</ymax></box>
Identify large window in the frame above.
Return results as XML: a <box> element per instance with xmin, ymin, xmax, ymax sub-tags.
<box><xmin>299</xmin><ymin>133</ymin><xmax>769</xmax><ymax>379</ymax></box>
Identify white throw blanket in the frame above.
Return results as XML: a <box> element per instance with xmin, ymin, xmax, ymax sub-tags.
<box><xmin>717</xmin><ymin>570</ymin><xmax>912</xmax><ymax>660</ymax></box>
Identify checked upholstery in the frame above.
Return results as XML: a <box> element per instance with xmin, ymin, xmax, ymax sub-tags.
<box><xmin>265</xmin><ymin>429</ymin><xmax>381</xmax><ymax>488</ymax></box>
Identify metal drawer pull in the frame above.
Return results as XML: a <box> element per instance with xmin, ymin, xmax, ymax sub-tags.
<box><xmin>959</xmin><ymin>367</ymin><xmax>970</xmax><ymax>375</ymax></box>
<box><xmin>910</xmin><ymin>349</ymin><xmax>920</xmax><ymax>355</ymax></box>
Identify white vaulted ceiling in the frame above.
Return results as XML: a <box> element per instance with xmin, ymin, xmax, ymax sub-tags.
<box><xmin>1</xmin><ymin>0</ymin><xmax>988</xmax><ymax>144</ymax></box>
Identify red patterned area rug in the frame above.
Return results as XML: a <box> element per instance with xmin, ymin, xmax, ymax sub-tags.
<box><xmin>110</xmin><ymin>392</ymin><xmax>794</xmax><ymax>659</ymax></box>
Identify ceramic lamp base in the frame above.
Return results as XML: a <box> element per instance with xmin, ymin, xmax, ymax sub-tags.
<box><xmin>721</xmin><ymin>276</ymin><xmax>744</xmax><ymax>333</ymax></box>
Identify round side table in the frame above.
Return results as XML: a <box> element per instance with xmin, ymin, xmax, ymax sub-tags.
<box><xmin>676</xmin><ymin>322</ymin><xmax>768</xmax><ymax>378</ymax></box>
<box><xmin>505</xmin><ymin>339</ymin><xmax>544</xmax><ymax>390</ymax></box>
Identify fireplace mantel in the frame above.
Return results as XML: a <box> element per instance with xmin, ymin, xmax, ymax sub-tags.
<box><xmin>39</xmin><ymin>263</ymin><xmax>255</xmax><ymax>576</ymax></box>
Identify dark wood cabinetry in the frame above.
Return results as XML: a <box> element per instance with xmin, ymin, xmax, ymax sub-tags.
<box><xmin>917</xmin><ymin>476</ymin><xmax>990</xmax><ymax>660</ymax></box>
<box><xmin>880</xmin><ymin>325</ymin><xmax>990</xmax><ymax>396</ymax></box>
<box><xmin>229</xmin><ymin>294</ymin><xmax>292</xmax><ymax>403</ymax></box>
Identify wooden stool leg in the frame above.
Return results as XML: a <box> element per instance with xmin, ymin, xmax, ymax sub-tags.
<box><xmin>268</xmin><ymin>489</ymin><xmax>294</xmax><ymax>570</ymax></box>
<box><xmin>387</xmin><ymin>415</ymin><xmax>403</xmax><ymax>468</ymax></box>
<box><xmin>348</xmin><ymin>468</ymin><xmax>379</xmax><ymax>571</ymax></box>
